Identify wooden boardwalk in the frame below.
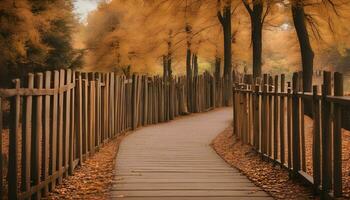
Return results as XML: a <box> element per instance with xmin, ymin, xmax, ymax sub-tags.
<box><xmin>111</xmin><ymin>108</ymin><xmax>272</xmax><ymax>200</ymax></box>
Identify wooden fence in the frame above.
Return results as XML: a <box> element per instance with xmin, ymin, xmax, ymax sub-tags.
<box><xmin>0</xmin><ymin>69</ymin><xmax>226</xmax><ymax>200</ymax></box>
<box><xmin>233</xmin><ymin>71</ymin><xmax>350</xmax><ymax>198</ymax></box>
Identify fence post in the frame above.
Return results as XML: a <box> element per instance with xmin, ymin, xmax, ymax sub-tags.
<box><xmin>64</xmin><ymin>70</ymin><xmax>72</xmax><ymax>177</ymax></box>
<box><xmin>76</xmin><ymin>72</ymin><xmax>83</xmax><ymax>166</ymax></box>
<box><xmin>268</xmin><ymin>76</ymin><xmax>273</xmax><ymax>157</ymax></box>
<box><xmin>274</xmin><ymin>75</ymin><xmax>279</xmax><ymax>162</ymax></box>
<box><xmin>132</xmin><ymin>74</ymin><xmax>137</xmax><ymax>130</ymax></box>
<box><xmin>8</xmin><ymin>79</ymin><xmax>20</xmax><ymax>200</ymax></box>
<box><xmin>51</xmin><ymin>71</ymin><xmax>59</xmax><ymax>190</ymax></box>
<box><xmin>21</xmin><ymin>74</ymin><xmax>33</xmax><ymax>194</ymax></box>
<box><xmin>33</xmin><ymin>73</ymin><xmax>43</xmax><ymax>199</ymax></box>
<box><xmin>287</xmin><ymin>82</ymin><xmax>292</xmax><ymax>169</ymax></box>
<box><xmin>43</xmin><ymin>71</ymin><xmax>51</xmax><ymax>195</ymax></box>
<box><xmin>280</xmin><ymin>74</ymin><xmax>285</xmax><ymax>166</ymax></box>
<box><xmin>322</xmin><ymin>71</ymin><xmax>332</xmax><ymax>194</ymax></box>
<box><xmin>0</xmin><ymin>97</ymin><xmax>2</xmax><ymax>198</ymax></box>
<box><xmin>333</xmin><ymin>72</ymin><xmax>343</xmax><ymax>197</ymax></box>
<box><xmin>69</xmin><ymin>71</ymin><xmax>75</xmax><ymax>175</ymax></box>
<box><xmin>253</xmin><ymin>80</ymin><xmax>260</xmax><ymax>150</ymax></box>
<box><xmin>262</xmin><ymin>74</ymin><xmax>268</xmax><ymax>155</ymax></box>
<box><xmin>312</xmin><ymin>85</ymin><xmax>321</xmax><ymax>193</ymax></box>
<box><xmin>292</xmin><ymin>72</ymin><xmax>300</xmax><ymax>175</ymax></box>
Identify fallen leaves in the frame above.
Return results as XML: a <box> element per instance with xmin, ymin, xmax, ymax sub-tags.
<box><xmin>43</xmin><ymin>133</ymin><xmax>127</xmax><ymax>200</ymax></box>
<box><xmin>211</xmin><ymin>126</ymin><xmax>316</xmax><ymax>200</ymax></box>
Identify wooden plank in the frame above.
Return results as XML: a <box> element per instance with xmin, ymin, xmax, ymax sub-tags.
<box><xmin>268</xmin><ymin>76</ymin><xmax>273</xmax><ymax>157</ymax></box>
<box><xmin>76</xmin><ymin>72</ymin><xmax>83</xmax><ymax>166</ymax></box>
<box><xmin>333</xmin><ymin>72</ymin><xmax>343</xmax><ymax>197</ymax></box>
<box><xmin>253</xmin><ymin>83</ymin><xmax>260</xmax><ymax>150</ymax></box>
<box><xmin>132</xmin><ymin>75</ymin><xmax>137</xmax><ymax>130</ymax></box>
<box><xmin>8</xmin><ymin>79</ymin><xmax>20</xmax><ymax>200</ymax></box>
<box><xmin>115</xmin><ymin>75</ymin><xmax>120</xmax><ymax>134</ymax></box>
<box><xmin>113</xmin><ymin>108</ymin><xmax>271</xmax><ymax>199</ymax></box>
<box><xmin>273</xmin><ymin>76</ymin><xmax>278</xmax><ymax>161</ymax></box>
<box><xmin>97</xmin><ymin>73</ymin><xmax>102</xmax><ymax>145</ymax></box>
<box><xmin>110</xmin><ymin>73</ymin><xmax>115</xmax><ymax>136</ymax></box>
<box><xmin>64</xmin><ymin>70</ymin><xmax>72</xmax><ymax>177</ymax></box>
<box><xmin>83</xmin><ymin>74</ymin><xmax>89</xmax><ymax>156</ymax></box>
<box><xmin>57</xmin><ymin>69</ymin><xmax>65</xmax><ymax>184</ymax></box>
<box><xmin>287</xmin><ymin>82</ymin><xmax>292</xmax><ymax>169</ymax></box>
<box><xmin>261</xmin><ymin>75</ymin><xmax>268</xmax><ymax>155</ymax></box>
<box><xmin>292</xmin><ymin>73</ymin><xmax>300</xmax><ymax>174</ymax></box>
<box><xmin>33</xmin><ymin>73</ymin><xmax>43</xmax><ymax>199</ymax></box>
<box><xmin>21</xmin><ymin>74</ymin><xmax>33</xmax><ymax>194</ymax></box>
<box><xmin>90</xmin><ymin>81</ymin><xmax>96</xmax><ymax>154</ymax></box>
<box><xmin>43</xmin><ymin>71</ymin><xmax>51</xmax><ymax>195</ymax></box>
<box><xmin>0</xmin><ymin>97</ymin><xmax>2</xmax><ymax>197</ymax></box>
<box><xmin>105</xmin><ymin>73</ymin><xmax>110</xmax><ymax>140</ymax></box>
<box><xmin>143</xmin><ymin>76</ymin><xmax>148</xmax><ymax>126</ymax></box>
<box><xmin>50</xmin><ymin>71</ymin><xmax>59</xmax><ymax>190</ymax></box>
<box><xmin>312</xmin><ymin>85</ymin><xmax>321</xmax><ymax>192</ymax></box>
<box><xmin>279</xmin><ymin>75</ymin><xmax>285</xmax><ymax>165</ymax></box>
<box><xmin>69</xmin><ymin>71</ymin><xmax>75</xmax><ymax>175</ymax></box>
<box><xmin>321</xmin><ymin>71</ymin><xmax>332</xmax><ymax>193</ymax></box>
<box><xmin>299</xmin><ymin>72</ymin><xmax>306</xmax><ymax>172</ymax></box>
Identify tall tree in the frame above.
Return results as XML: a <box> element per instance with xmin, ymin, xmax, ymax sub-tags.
<box><xmin>291</xmin><ymin>0</ymin><xmax>314</xmax><ymax>92</ymax></box>
<box><xmin>217</xmin><ymin>0</ymin><xmax>233</xmax><ymax>106</ymax></box>
<box><xmin>242</xmin><ymin>0</ymin><xmax>271</xmax><ymax>78</ymax></box>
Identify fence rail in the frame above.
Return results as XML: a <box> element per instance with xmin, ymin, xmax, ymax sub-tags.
<box><xmin>233</xmin><ymin>71</ymin><xmax>349</xmax><ymax>198</ymax></box>
<box><xmin>0</xmin><ymin>69</ymin><xmax>227</xmax><ymax>200</ymax></box>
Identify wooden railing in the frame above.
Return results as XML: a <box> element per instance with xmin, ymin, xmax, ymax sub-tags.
<box><xmin>0</xmin><ymin>69</ymin><xmax>227</xmax><ymax>200</ymax></box>
<box><xmin>233</xmin><ymin>71</ymin><xmax>349</xmax><ymax>198</ymax></box>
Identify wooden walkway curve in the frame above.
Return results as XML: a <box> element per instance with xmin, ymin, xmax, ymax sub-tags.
<box><xmin>111</xmin><ymin>108</ymin><xmax>272</xmax><ymax>200</ymax></box>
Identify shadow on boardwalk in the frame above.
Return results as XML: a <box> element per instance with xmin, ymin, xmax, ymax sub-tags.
<box><xmin>111</xmin><ymin>108</ymin><xmax>272</xmax><ymax>200</ymax></box>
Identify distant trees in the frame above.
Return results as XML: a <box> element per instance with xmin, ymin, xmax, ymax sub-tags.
<box><xmin>0</xmin><ymin>0</ymin><xmax>79</xmax><ymax>87</ymax></box>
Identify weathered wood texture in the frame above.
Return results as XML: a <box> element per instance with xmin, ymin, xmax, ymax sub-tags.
<box><xmin>112</xmin><ymin>108</ymin><xmax>272</xmax><ymax>200</ymax></box>
<box><xmin>233</xmin><ymin>71</ymin><xmax>347</xmax><ymax>198</ymax></box>
<box><xmin>0</xmin><ymin>70</ymin><xmax>224</xmax><ymax>199</ymax></box>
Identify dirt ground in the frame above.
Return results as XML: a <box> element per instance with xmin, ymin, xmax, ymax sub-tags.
<box><xmin>212</xmin><ymin>126</ymin><xmax>317</xmax><ymax>200</ymax></box>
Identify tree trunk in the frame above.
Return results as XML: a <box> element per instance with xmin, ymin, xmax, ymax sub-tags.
<box><xmin>222</xmin><ymin>7</ymin><xmax>232</xmax><ymax>77</ymax></box>
<box><xmin>292</xmin><ymin>2</ymin><xmax>314</xmax><ymax>92</ymax></box>
<box><xmin>167</xmin><ymin>55</ymin><xmax>172</xmax><ymax>78</ymax></box>
<box><xmin>292</xmin><ymin>1</ymin><xmax>314</xmax><ymax>116</ymax></box>
<box><xmin>186</xmin><ymin>48</ymin><xmax>193</xmax><ymax>112</ymax></box>
<box><xmin>218</xmin><ymin>4</ymin><xmax>233</xmax><ymax>106</ymax></box>
<box><xmin>215</xmin><ymin>57</ymin><xmax>221</xmax><ymax>80</ymax></box>
<box><xmin>163</xmin><ymin>55</ymin><xmax>168</xmax><ymax>79</ymax></box>
<box><xmin>251</xmin><ymin>3</ymin><xmax>263</xmax><ymax>78</ymax></box>
<box><xmin>193</xmin><ymin>54</ymin><xmax>198</xmax><ymax>77</ymax></box>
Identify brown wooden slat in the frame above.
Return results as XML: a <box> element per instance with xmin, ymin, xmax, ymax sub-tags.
<box><xmin>8</xmin><ymin>79</ymin><xmax>20</xmax><ymax>200</ymax></box>
<box><xmin>292</xmin><ymin>73</ymin><xmax>300</xmax><ymax>175</ymax></box>
<box><xmin>321</xmin><ymin>71</ymin><xmax>332</xmax><ymax>193</ymax></box>
<box><xmin>76</xmin><ymin>72</ymin><xmax>83</xmax><ymax>166</ymax></box>
<box><xmin>312</xmin><ymin>85</ymin><xmax>321</xmax><ymax>192</ymax></box>
<box><xmin>279</xmin><ymin>75</ymin><xmax>285</xmax><ymax>166</ymax></box>
<box><xmin>0</xmin><ymin>97</ymin><xmax>2</xmax><ymax>197</ymax></box>
<box><xmin>33</xmin><ymin>73</ymin><xmax>43</xmax><ymax>199</ymax></box>
<box><xmin>50</xmin><ymin>71</ymin><xmax>59</xmax><ymax>190</ymax></box>
<box><xmin>57</xmin><ymin>69</ymin><xmax>65</xmax><ymax>184</ymax></box>
<box><xmin>69</xmin><ymin>71</ymin><xmax>75</xmax><ymax>175</ymax></box>
<box><xmin>43</xmin><ymin>71</ymin><xmax>51</xmax><ymax>196</ymax></box>
<box><xmin>21</xmin><ymin>74</ymin><xmax>33</xmax><ymax>194</ymax></box>
<box><xmin>333</xmin><ymin>72</ymin><xmax>343</xmax><ymax>197</ymax></box>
